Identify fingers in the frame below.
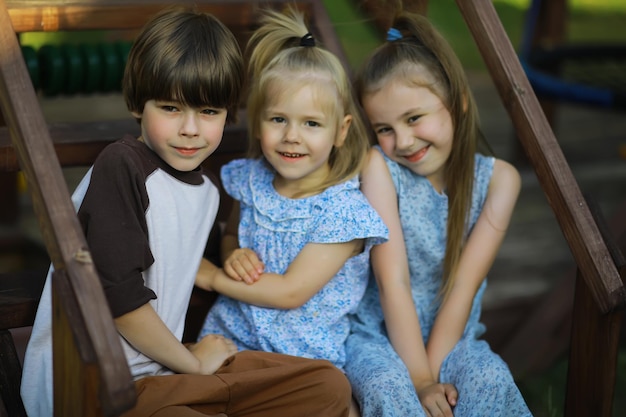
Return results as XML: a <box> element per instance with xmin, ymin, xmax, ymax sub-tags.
<box><xmin>418</xmin><ymin>383</ymin><xmax>456</xmax><ymax>417</ymax></box>
<box><xmin>193</xmin><ymin>334</ymin><xmax>239</xmax><ymax>374</ymax></box>
<box><xmin>444</xmin><ymin>383</ymin><xmax>458</xmax><ymax>407</ymax></box>
<box><xmin>224</xmin><ymin>249</ymin><xmax>264</xmax><ymax>284</ymax></box>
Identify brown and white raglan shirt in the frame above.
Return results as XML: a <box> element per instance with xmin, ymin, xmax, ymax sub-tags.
<box><xmin>21</xmin><ymin>136</ymin><xmax>220</xmax><ymax>417</ymax></box>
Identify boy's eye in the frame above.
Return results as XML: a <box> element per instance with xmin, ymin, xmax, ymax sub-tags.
<box><xmin>305</xmin><ymin>120</ymin><xmax>320</xmax><ymax>127</ymax></box>
<box><xmin>201</xmin><ymin>108</ymin><xmax>220</xmax><ymax>115</ymax></box>
<box><xmin>407</xmin><ymin>115</ymin><xmax>421</xmax><ymax>124</ymax></box>
<box><xmin>160</xmin><ymin>105</ymin><xmax>179</xmax><ymax>112</ymax></box>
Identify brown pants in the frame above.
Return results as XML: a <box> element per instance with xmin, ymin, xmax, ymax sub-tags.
<box><xmin>120</xmin><ymin>350</ymin><xmax>351</xmax><ymax>417</ymax></box>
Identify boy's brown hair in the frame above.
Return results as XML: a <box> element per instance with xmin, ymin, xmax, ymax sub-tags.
<box><xmin>123</xmin><ymin>7</ymin><xmax>244</xmax><ymax>124</ymax></box>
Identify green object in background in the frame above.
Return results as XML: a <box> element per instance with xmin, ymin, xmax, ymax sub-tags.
<box><xmin>98</xmin><ymin>42</ymin><xmax>122</xmax><ymax>92</ymax></box>
<box><xmin>38</xmin><ymin>44</ymin><xmax>65</xmax><ymax>96</ymax></box>
<box><xmin>21</xmin><ymin>46</ymin><xmax>39</xmax><ymax>90</ymax></box>
<box><xmin>60</xmin><ymin>44</ymin><xmax>84</xmax><ymax>95</ymax></box>
<box><xmin>79</xmin><ymin>44</ymin><xmax>103</xmax><ymax>94</ymax></box>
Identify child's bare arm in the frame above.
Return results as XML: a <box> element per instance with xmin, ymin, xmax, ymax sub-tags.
<box><xmin>114</xmin><ymin>303</ymin><xmax>237</xmax><ymax>375</ymax></box>
<box><xmin>426</xmin><ymin>159</ymin><xmax>521</xmax><ymax>377</ymax></box>
<box><xmin>204</xmin><ymin>239</ymin><xmax>363</xmax><ymax>309</ymax></box>
<box><xmin>362</xmin><ymin>149</ymin><xmax>456</xmax><ymax>413</ymax></box>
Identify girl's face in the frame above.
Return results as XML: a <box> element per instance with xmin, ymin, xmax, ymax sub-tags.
<box><xmin>259</xmin><ymin>83</ymin><xmax>351</xmax><ymax>197</ymax></box>
<box><xmin>134</xmin><ymin>100</ymin><xmax>227</xmax><ymax>172</ymax></box>
<box><xmin>362</xmin><ymin>79</ymin><xmax>453</xmax><ymax>193</ymax></box>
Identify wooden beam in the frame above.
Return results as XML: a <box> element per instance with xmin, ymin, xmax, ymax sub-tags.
<box><xmin>0</xmin><ymin>2</ymin><xmax>135</xmax><ymax>414</ymax></box>
<box><xmin>454</xmin><ymin>0</ymin><xmax>625</xmax><ymax>314</ymax></box>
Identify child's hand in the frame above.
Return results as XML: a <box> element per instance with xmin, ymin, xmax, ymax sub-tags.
<box><xmin>188</xmin><ymin>334</ymin><xmax>238</xmax><ymax>375</ymax></box>
<box><xmin>223</xmin><ymin>248</ymin><xmax>264</xmax><ymax>284</ymax></box>
<box><xmin>416</xmin><ymin>382</ymin><xmax>457</xmax><ymax>417</ymax></box>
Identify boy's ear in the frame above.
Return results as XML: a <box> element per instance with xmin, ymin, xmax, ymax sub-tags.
<box><xmin>131</xmin><ymin>110</ymin><xmax>142</xmax><ymax>119</ymax></box>
<box><xmin>334</xmin><ymin>115</ymin><xmax>352</xmax><ymax>148</ymax></box>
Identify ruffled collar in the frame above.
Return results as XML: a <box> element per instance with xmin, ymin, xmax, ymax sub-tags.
<box><xmin>248</xmin><ymin>159</ymin><xmax>359</xmax><ymax>222</ymax></box>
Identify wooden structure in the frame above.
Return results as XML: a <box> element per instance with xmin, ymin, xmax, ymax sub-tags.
<box><xmin>0</xmin><ymin>1</ymin><xmax>346</xmax><ymax>416</ymax></box>
<box><xmin>0</xmin><ymin>0</ymin><xmax>624</xmax><ymax>416</ymax></box>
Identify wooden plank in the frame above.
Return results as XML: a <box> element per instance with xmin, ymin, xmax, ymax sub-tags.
<box><xmin>7</xmin><ymin>0</ymin><xmax>265</xmax><ymax>33</ymax></box>
<box><xmin>564</xmin><ymin>270</ymin><xmax>623</xmax><ymax>417</ymax></box>
<box><xmin>564</xmin><ymin>198</ymin><xmax>625</xmax><ymax>417</ymax></box>
<box><xmin>0</xmin><ymin>330</ymin><xmax>27</xmax><ymax>417</ymax></box>
<box><xmin>454</xmin><ymin>0</ymin><xmax>626</xmax><ymax>314</ymax></box>
<box><xmin>0</xmin><ymin>2</ymin><xmax>135</xmax><ymax>415</ymax></box>
<box><xmin>0</xmin><ymin>270</ymin><xmax>47</xmax><ymax>329</ymax></box>
<box><xmin>5</xmin><ymin>0</ymin><xmax>328</xmax><ymax>36</ymax></box>
<box><xmin>0</xmin><ymin>116</ymin><xmax>248</xmax><ymax>172</ymax></box>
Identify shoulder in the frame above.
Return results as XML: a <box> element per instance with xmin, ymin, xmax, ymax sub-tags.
<box><xmin>490</xmin><ymin>158</ymin><xmax>520</xmax><ymax>190</ymax></box>
<box><xmin>221</xmin><ymin>158</ymin><xmax>267</xmax><ymax>181</ymax></box>
<box><xmin>93</xmin><ymin>137</ymin><xmax>153</xmax><ymax>179</ymax></box>
<box><xmin>487</xmin><ymin>158</ymin><xmax>521</xmax><ymax>207</ymax></box>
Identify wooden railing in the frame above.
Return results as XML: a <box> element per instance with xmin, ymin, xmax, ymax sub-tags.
<box><xmin>454</xmin><ymin>1</ymin><xmax>625</xmax><ymax>416</ymax></box>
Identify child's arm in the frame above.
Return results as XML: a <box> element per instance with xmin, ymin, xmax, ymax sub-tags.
<box><xmin>220</xmin><ymin>200</ymin><xmax>264</xmax><ymax>283</ymax></box>
<box><xmin>426</xmin><ymin>159</ymin><xmax>521</xmax><ymax>378</ymax></box>
<box><xmin>197</xmin><ymin>239</ymin><xmax>363</xmax><ymax>309</ymax></box>
<box><xmin>361</xmin><ymin>149</ymin><xmax>457</xmax><ymax>412</ymax></box>
<box><xmin>114</xmin><ymin>303</ymin><xmax>237</xmax><ymax>375</ymax></box>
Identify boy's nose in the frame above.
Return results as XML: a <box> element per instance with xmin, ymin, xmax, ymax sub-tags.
<box><xmin>180</xmin><ymin>113</ymin><xmax>199</xmax><ymax>137</ymax></box>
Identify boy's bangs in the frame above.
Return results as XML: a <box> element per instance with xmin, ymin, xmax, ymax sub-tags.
<box><xmin>152</xmin><ymin>56</ymin><xmax>238</xmax><ymax>109</ymax></box>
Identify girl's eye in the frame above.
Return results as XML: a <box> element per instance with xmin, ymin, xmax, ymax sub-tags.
<box><xmin>407</xmin><ymin>115</ymin><xmax>421</xmax><ymax>124</ymax></box>
<box><xmin>271</xmin><ymin>116</ymin><xmax>286</xmax><ymax>124</ymax></box>
<box><xmin>376</xmin><ymin>126</ymin><xmax>392</xmax><ymax>135</ymax></box>
<box><xmin>305</xmin><ymin>120</ymin><xmax>320</xmax><ymax>127</ymax></box>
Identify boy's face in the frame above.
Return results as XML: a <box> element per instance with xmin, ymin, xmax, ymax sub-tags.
<box><xmin>133</xmin><ymin>100</ymin><xmax>227</xmax><ymax>172</ymax></box>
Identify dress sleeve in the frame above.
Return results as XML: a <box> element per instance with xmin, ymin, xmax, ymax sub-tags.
<box><xmin>309</xmin><ymin>188</ymin><xmax>389</xmax><ymax>246</ymax></box>
<box><xmin>77</xmin><ymin>144</ymin><xmax>156</xmax><ymax>318</ymax></box>
<box><xmin>220</xmin><ymin>158</ymin><xmax>251</xmax><ymax>202</ymax></box>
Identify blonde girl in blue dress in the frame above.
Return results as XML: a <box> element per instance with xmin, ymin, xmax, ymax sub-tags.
<box><xmin>195</xmin><ymin>4</ymin><xmax>387</xmax><ymax>397</ymax></box>
<box><xmin>346</xmin><ymin>10</ymin><xmax>533</xmax><ymax>417</ymax></box>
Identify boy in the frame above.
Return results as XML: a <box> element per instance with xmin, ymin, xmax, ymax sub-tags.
<box><xmin>21</xmin><ymin>7</ymin><xmax>351</xmax><ymax>417</ymax></box>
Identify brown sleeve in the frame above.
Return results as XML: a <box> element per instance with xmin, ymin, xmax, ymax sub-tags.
<box><xmin>78</xmin><ymin>142</ymin><xmax>157</xmax><ymax>318</ymax></box>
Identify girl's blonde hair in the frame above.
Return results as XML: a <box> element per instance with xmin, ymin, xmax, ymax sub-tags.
<box><xmin>245</xmin><ymin>6</ymin><xmax>370</xmax><ymax>196</ymax></box>
<box><xmin>355</xmin><ymin>10</ymin><xmax>492</xmax><ymax>301</ymax></box>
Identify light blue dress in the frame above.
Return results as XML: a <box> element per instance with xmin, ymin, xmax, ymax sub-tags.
<box><xmin>199</xmin><ymin>158</ymin><xmax>388</xmax><ymax>369</ymax></box>
<box><xmin>345</xmin><ymin>148</ymin><xmax>532</xmax><ymax>416</ymax></box>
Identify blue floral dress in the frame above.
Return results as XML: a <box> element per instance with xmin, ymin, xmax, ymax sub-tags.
<box><xmin>199</xmin><ymin>158</ymin><xmax>388</xmax><ymax>369</ymax></box>
<box><xmin>345</xmin><ymin>148</ymin><xmax>532</xmax><ymax>416</ymax></box>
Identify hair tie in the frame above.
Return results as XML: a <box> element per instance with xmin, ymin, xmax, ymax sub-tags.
<box><xmin>387</xmin><ymin>27</ymin><xmax>402</xmax><ymax>42</ymax></box>
<box><xmin>300</xmin><ymin>33</ymin><xmax>315</xmax><ymax>47</ymax></box>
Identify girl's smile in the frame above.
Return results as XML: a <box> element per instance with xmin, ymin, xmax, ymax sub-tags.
<box><xmin>363</xmin><ymin>79</ymin><xmax>453</xmax><ymax>192</ymax></box>
<box><xmin>259</xmin><ymin>83</ymin><xmax>349</xmax><ymax>197</ymax></box>
<box><xmin>402</xmin><ymin>145</ymin><xmax>430</xmax><ymax>163</ymax></box>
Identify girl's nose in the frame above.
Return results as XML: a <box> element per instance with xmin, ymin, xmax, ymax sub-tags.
<box><xmin>395</xmin><ymin>127</ymin><xmax>414</xmax><ymax>150</ymax></box>
<box><xmin>284</xmin><ymin>124</ymin><xmax>300</xmax><ymax>143</ymax></box>
<box><xmin>180</xmin><ymin>112</ymin><xmax>199</xmax><ymax>137</ymax></box>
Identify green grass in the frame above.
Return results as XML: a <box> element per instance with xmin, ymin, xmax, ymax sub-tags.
<box><xmin>322</xmin><ymin>0</ymin><xmax>626</xmax><ymax>71</ymax></box>
<box><xmin>517</xmin><ymin>349</ymin><xmax>626</xmax><ymax>417</ymax></box>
